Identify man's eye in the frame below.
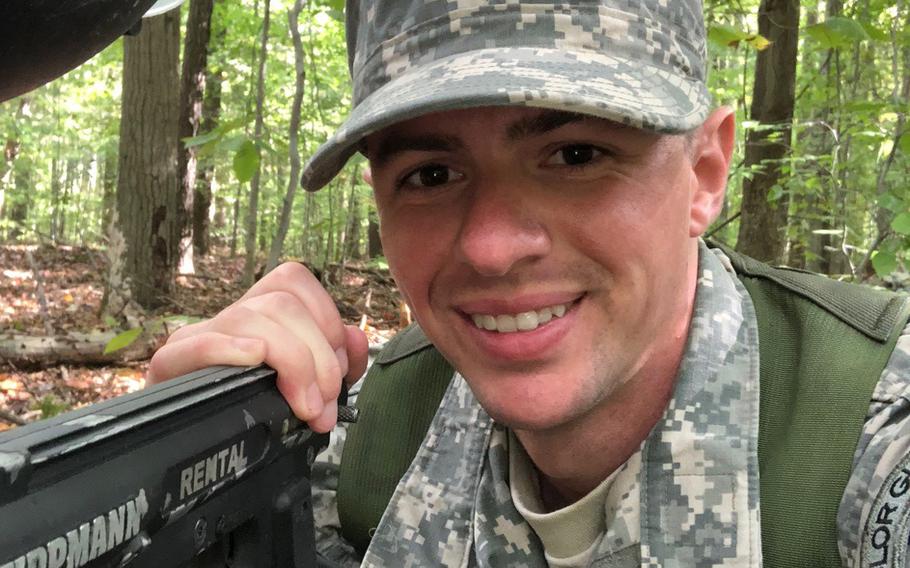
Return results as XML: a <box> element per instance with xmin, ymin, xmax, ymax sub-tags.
<box><xmin>548</xmin><ymin>145</ymin><xmax>604</xmax><ymax>167</ymax></box>
<box><xmin>402</xmin><ymin>165</ymin><xmax>461</xmax><ymax>188</ymax></box>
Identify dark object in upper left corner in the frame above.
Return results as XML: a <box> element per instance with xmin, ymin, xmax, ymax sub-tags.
<box><xmin>0</xmin><ymin>0</ymin><xmax>180</xmax><ymax>103</ymax></box>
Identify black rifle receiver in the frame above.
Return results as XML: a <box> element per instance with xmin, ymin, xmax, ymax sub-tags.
<box><xmin>0</xmin><ymin>365</ymin><xmax>354</xmax><ymax>567</ymax></box>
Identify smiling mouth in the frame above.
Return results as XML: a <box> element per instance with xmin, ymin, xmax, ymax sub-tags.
<box><xmin>466</xmin><ymin>300</ymin><xmax>579</xmax><ymax>333</ymax></box>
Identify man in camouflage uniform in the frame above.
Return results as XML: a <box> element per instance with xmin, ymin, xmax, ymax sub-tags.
<box><xmin>149</xmin><ymin>0</ymin><xmax>910</xmax><ymax>566</ymax></box>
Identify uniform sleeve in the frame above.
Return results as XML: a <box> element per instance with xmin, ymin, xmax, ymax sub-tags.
<box><xmin>311</xmin><ymin>380</ymin><xmax>364</xmax><ymax>567</ymax></box>
<box><xmin>838</xmin><ymin>323</ymin><xmax>910</xmax><ymax>568</ymax></box>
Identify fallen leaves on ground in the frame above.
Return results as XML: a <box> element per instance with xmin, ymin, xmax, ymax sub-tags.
<box><xmin>1</xmin><ymin>244</ymin><xmax>405</xmax><ymax>428</ymax></box>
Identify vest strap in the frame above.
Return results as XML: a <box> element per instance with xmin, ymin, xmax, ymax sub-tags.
<box><xmin>336</xmin><ymin>327</ymin><xmax>454</xmax><ymax>554</ymax></box>
<box><xmin>716</xmin><ymin>242</ymin><xmax>910</xmax><ymax>567</ymax></box>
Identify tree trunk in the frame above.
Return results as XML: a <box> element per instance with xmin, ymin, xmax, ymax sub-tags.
<box><xmin>346</xmin><ymin>197</ymin><xmax>362</xmax><ymax>260</ymax></box>
<box><xmin>59</xmin><ymin>158</ymin><xmax>76</xmax><ymax>242</ymax></box>
<box><xmin>368</xmin><ymin>214</ymin><xmax>382</xmax><ymax>258</ymax></box>
<box><xmin>8</xmin><ymin>167</ymin><xmax>30</xmax><ymax>240</ymax></box>
<box><xmin>176</xmin><ymin>0</ymin><xmax>216</xmax><ymax>275</ymax></box>
<box><xmin>50</xmin><ymin>156</ymin><xmax>62</xmax><ymax>242</ymax></box>
<box><xmin>2</xmin><ymin>99</ymin><xmax>28</xmax><ymax>241</ymax></box>
<box><xmin>242</xmin><ymin>0</ymin><xmax>271</xmax><ymax>286</ymax></box>
<box><xmin>735</xmin><ymin>0</ymin><xmax>800</xmax><ymax>263</ymax></box>
<box><xmin>115</xmin><ymin>11</ymin><xmax>181</xmax><ymax>308</ymax></box>
<box><xmin>195</xmin><ymin>19</ymin><xmax>225</xmax><ymax>256</ymax></box>
<box><xmin>101</xmin><ymin>150</ymin><xmax>117</xmax><ymax>236</ymax></box>
<box><xmin>265</xmin><ymin>0</ymin><xmax>306</xmax><ymax>273</ymax></box>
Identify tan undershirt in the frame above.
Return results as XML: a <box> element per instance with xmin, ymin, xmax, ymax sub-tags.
<box><xmin>508</xmin><ymin>430</ymin><xmax>641</xmax><ymax>567</ymax></box>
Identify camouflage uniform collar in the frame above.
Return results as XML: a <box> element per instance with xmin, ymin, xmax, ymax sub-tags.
<box><xmin>360</xmin><ymin>371</ymin><xmax>494</xmax><ymax>567</ymax></box>
<box><xmin>640</xmin><ymin>242</ymin><xmax>763</xmax><ymax>565</ymax></box>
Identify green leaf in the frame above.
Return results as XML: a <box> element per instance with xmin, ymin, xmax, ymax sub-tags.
<box><xmin>892</xmin><ymin>213</ymin><xmax>910</xmax><ymax>236</ymax></box>
<box><xmin>872</xmin><ymin>251</ymin><xmax>898</xmax><ymax>278</ymax></box>
<box><xmin>845</xmin><ymin>100</ymin><xmax>887</xmax><ymax>113</ymax></box>
<box><xmin>221</xmin><ymin>134</ymin><xmax>249</xmax><ymax>153</ymax></box>
<box><xmin>327</xmin><ymin>9</ymin><xmax>345</xmax><ymax>22</ymax></box>
<box><xmin>744</xmin><ymin>34</ymin><xmax>771</xmax><ymax>51</ymax></box>
<box><xmin>233</xmin><ymin>140</ymin><xmax>261</xmax><ymax>183</ymax></box>
<box><xmin>900</xmin><ymin>132</ymin><xmax>910</xmax><ymax>155</ymax></box>
<box><xmin>708</xmin><ymin>24</ymin><xmax>748</xmax><ymax>48</ymax></box>
<box><xmin>104</xmin><ymin>327</ymin><xmax>143</xmax><ymax>354</ymax></box>
<box><xmin>705</xmin><ymin>25</ymin><xmax>769</xmax><ymax>51</ymax></box>
<box><xmin>766</xmin><ymin>184</ymin><xmax>785</xmax><ymax>203</ymax></box>
<box><xmin>878</xmin><ymin>194</ymin><xmax>904</xmax><ymax>213</ymax></box>
<box><xmin>103</xmin><ymin>315</ymin><xmax>119</xmax><ymax>328</ymax></box>
<box><xmin>806</xmin><ymin>17</ymin><xmax>870</xmax><ymax>49</ymax></box>
<box><xmin>326</xmin><ymin>0</ymin><xmax>344</xmax><ymax>10</ymax></box>
<box><xmin>182</xmin><ymin>129</ymin><xmax>222</xmax><ymax>148</ymax></box>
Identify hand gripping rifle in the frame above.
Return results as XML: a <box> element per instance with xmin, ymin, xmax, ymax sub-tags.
<box><xmin>0</xmin><ymin>365</ymin><xmax>358</xmax><ymax>568</ymax></box>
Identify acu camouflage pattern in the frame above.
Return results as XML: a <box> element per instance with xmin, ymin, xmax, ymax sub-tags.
<box><xmin>309</xmin><ymin>242</ymin><xmax>910</xmax><ymax>567</ymax></box>
<box><xmin>301</xmin><ymin>0</ymin><xmax>711</xmax><ymax>191</ymax></box>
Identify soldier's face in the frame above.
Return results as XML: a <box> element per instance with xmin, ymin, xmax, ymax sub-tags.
<box><xmin>365</xmin><ymin>106</ymin><xmax>731</xmax><ymax>431</ymax></box>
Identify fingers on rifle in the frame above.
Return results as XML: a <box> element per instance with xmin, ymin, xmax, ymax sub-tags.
<box><xmin>166</xmin><ymin>319</ymin><xmax>208</xmax><ymax>344</ymax></box>
<box><xmin>308</xmin><ymin>402</ymin><xmax>338</xmax><ymax>434</ymax></box>
<box><xmin>147</xmin><ymin>332</ymin><xmax>266</xmax><ymax>385</ymax></box>
<box><xmin>206</xmin><ymin>304</ymin><xmax>337</xmax><ymax>423</ymax></box>
<box><xmin>239</xmin><ymin>262</ymin><xmax>347</xmax><ymax>350</ymax></box>
<box><xmin>240</xmin><ymin>292</ymin><xmax>344</xmax><ymax>402</ymax></box>
<box><xmin>344</xmin><ymin>324</ymin><xmax>370</xmax><ymax>386</ymax></box>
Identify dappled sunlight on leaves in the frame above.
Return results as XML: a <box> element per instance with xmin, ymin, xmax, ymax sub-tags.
<box><xmin>1</xmin><ymin>245</ymin><xmax>404</xmax><ymax>427</ymax></box>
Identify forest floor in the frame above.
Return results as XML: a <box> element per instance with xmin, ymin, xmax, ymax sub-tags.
<box><xmin>0</xmin><ymin>244</ymin><xmax>405</xmax><ymax>430</ymax></box>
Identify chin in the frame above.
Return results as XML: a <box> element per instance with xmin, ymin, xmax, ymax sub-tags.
<box><xmin>474</xmin><ymin>392</ymin><xmax>584</xmax><ymax>432</ymax></box>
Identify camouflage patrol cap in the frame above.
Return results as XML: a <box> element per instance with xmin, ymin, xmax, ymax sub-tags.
<box><xmin>301</xmin><ymin>0</ymin><xmax>711</xmax><ymax>191</ymax></box>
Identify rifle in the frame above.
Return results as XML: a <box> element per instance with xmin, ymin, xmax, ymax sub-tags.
<box><xmin>0</xmin><ymin>365</ymin><xmax>358</xmax><ymax>567</ymax></box>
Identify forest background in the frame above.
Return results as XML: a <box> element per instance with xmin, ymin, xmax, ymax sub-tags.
<box><xmin>1</xmin><ymin>0</ymin><xmax>909</xmax><ymax>427</ymax></box>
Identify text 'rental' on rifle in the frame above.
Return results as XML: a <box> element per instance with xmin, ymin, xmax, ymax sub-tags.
<box><xmin>0</xmin><ymin>365</ymin><xmax>358</xmax><ymax>567</ymax></box>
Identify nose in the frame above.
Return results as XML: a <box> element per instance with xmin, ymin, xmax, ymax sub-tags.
<box><xmin>455</xmin><ymin>178</ymin><xmax>551</xmax><ymax>277</ymax></box>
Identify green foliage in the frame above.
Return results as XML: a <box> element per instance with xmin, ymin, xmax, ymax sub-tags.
<box><xmin>806</xmin><ymin>17</ymin><xmax>871</xmax><ymax>49</ymax></box>
<box><xmin>103</xmin><ymin>327</ymin><xmax>143</xmax><ymax>354</ymax></box>
<box><xmin>233</xmin><ymin>139</ymin><xmax>260</xmax><ymax>183</ymax></box>
<box><xmin>31</xmin><ymin>395</ymin><xmax>69</xmax><ymax>419</ymax></box>
<box><xmin>872</xmin><ymin>251</ymin><xmax>899</xmax><ymax>278</ymax></box>
<box><xmin>2</xmin><ymin>0</ymin><xmax>908</xmax><ymax>285</ymax></box>
<box><xmin>708</xmin><ymin>24</ymin><xmax>769</xmax><ymax>50</ymax></box>
<box><xmin>367</xmin><ymin>256</ymin><xmax>389</xmax><ymax>271</ymax></box>
<box><xmin>892</xmin><ymin>213</ymin><xmax>910</xmax><ymax>236</ymax></box>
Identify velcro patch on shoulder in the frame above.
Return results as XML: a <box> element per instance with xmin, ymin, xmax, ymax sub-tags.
<box><xmin>861</xmin><ymin>452</ymin><xmax>910</xmax><ymax>567</ymax></box>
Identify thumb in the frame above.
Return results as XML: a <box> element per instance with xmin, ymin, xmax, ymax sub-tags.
<box><xmin>342</xmin><ymin>324</ymin><xmax>370</xmax><ymax>386</ymax></box>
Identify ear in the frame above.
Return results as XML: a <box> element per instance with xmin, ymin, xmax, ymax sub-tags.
<box><xmin>688</xmin><ymin>107</ymin><xmax>735</xmax><ymax>237</ymax></box>
<box><xmin>362</xmin><ymin>165</ymin><xmax>374</xmax><ymax>187</ymax></box>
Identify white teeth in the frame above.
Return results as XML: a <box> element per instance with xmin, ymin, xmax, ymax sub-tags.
<box><xmin>537</xmin><ymin>307</ymin><xmax>553</xmax><ymax>324</ymax></box>
<box><xmin>516</xmin><ymin>311</ymin><xmax>539</xmax><ymax>331</ymax></box>
<box><xmin>469</xmin><ymin>302</ymin><xmax>572</xmax><ymax>333</ymax></box>
<box><xmin>495</xmin><ymin>315</ymin><xmax>518</xmax><ymax>332</ymax></box>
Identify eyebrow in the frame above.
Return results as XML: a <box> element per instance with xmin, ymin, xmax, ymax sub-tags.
<box><xmin>367</xmin><ymin>135</ymin><xmax>463</xmax><ymax>168</ymax></box>
<box><xmin>505</xmin><ymin>110</ymin><xmax>590</xmax><ymax>141</ymax></box>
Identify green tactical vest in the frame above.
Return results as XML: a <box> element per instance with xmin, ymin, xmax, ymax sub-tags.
<box><xmin>337</xmin><ymin>243</ymin><xmax>910</xmax><ymax>567</ymax></box>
